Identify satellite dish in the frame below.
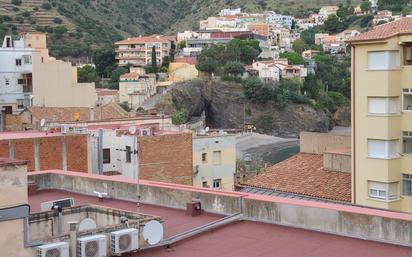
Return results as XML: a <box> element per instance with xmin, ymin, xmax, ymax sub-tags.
<box><xmin>78</xmin><ymin>218</ymin><xmax>97</xmax><ymax>231</ymax></box>
<box><xmin>128</xmin><ymin>126</ymin><xmax>137</xmax><ymax>134</ymax></box>
<box><xmin>40</xmin><ymin>118</ymin><xmax>46</xmax><ymax>127</ymax></box>
<box><xmin>143</xmin><ymin>220</ymin><xmax>163</xmax><ymax>245</ymax></box>
<box><xmin>205</xmin><ymin>127</ymin><xmax>210</xmax><ymax>132</ymax></box>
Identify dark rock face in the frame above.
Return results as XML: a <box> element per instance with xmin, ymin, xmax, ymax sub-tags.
<box><xmin>168</xmin><ymin>79</ymin><xmax>331</xmax><ymax>137</ymax></box>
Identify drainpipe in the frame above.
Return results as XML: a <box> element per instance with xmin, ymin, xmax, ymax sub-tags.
<box><xmin>68</xmin><ymin>221</ymin><xmax>78</xmax><ymax>257</ymax></box>
<box><xmin>98</xmin><ymin>129</ymin><xmax>103</xmax><ymax>175</ymax></box>
<box><xmin>0</xmin><ymin>109</ymin><xmax>5</xmax><ymax>132</ymax></box>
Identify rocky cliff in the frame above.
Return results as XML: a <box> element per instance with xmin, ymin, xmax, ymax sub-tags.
<box><xmin>157</xmin><ymin>79</ymin><xmax>331</xmax><ymax>137</ymax></box>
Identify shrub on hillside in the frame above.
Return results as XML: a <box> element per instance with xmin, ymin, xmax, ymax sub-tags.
<box><xmin>11</xmin><ymin>0</ymin><xmax>22</xmax><ymax>6</ymax></box>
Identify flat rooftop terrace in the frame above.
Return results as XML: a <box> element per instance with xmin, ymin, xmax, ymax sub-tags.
<box><xmin>28</xmin><ymin>189</ymin><xmax>412</xmax><ymax>257</ymax></box>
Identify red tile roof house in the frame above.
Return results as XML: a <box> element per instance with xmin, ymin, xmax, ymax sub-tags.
<box><xmin>238</xmin><ymin>131</ymin><xmax>352</xmax><ymax>203</ymax></box>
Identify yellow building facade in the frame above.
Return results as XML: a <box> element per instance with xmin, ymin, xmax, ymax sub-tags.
<box><xmin>350</xmin><ymin>18</ymin><xmax>412</xmax><ymax>211</ymax></box>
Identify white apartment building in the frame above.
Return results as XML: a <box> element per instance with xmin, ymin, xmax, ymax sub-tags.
<box><xmin>0</xmin><ymin>36</ymin><xmax>34</xmax><ymax>114</ymax></box>
<box><xmin>219</xmin><ymin>8</ymin><xmax>242</xmax><ymax>16</ymax></box>
<box><xmin>264</xmin><ymin>11</ymin><xmax>295</xmax><ymax>29</ymax></box>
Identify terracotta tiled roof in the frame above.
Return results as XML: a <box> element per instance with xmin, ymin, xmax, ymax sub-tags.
<box><xmin>348</xmin><ymin>17</ymin><xmax>412</xmax><ymax>43</ymax></box>
<box><xmin>96</xmin><ymin>89</ymin><xmax>118</xmax><ymax>96</ymax></box>
<box><xmin>239</xmin><ymin>153</ymin><xmax>351</xmax><ymax>202</ymax></box>
<box><xmin>27</xmin><ymin>103</ymin><xmax>128</xmax><ymax>122</ymax></box>
<box><xmin>174</xmin><ymin>57</ymin><xmax>198</xmax><ymax>65</ymax></box>
<box><xmin>115</xmin><ymin>35</ymin><xmax>171</xmax><ymax>45</ymax></box>
<box><xmin>120</xmin><ymin>72</ymin><xmax>140</xmax><ymax>80</ymax></box>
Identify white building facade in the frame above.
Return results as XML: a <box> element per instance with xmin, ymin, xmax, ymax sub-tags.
<box><xmin>0</xmin><ymin>36</ymin><xmax>33</xmax><ymax>114</ymax></box>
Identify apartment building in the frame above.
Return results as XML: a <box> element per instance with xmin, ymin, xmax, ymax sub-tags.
<box><xmin>0</xmin><ymin>35</ymin><xmax>34</xmax><ymax>114</ymax></box>
<box><xmin>0</xmin><ymin>33</ymin><xmax>97</xmax><ymax>114</ymax></box>
<box><xmin>249</xmin><ymin>59</ymin><xmax>307</xmax><ymax>81</ymax></box>
<box><xmin>263</xmin><ymin>11</ymin><xmax>294</xmax><ymax>29</ymax></box>
<box><xmin>118</xmin><ymin>72</ymin><xmax>156</xmax><ymax>110</ymax></box>
<box><xmin>115</xmin><ymin>35</ymin><xmax>174</xmax><ymax>67</ymax></box>
<box><xmin>193</xmin><ymin>134</ymin><xmax>236</xmax><ymax>191</ymax></box>
<box><xmin>349</xmin><ymin>18</ymin><xmax>412</xmax><ymax>212</ymax></box>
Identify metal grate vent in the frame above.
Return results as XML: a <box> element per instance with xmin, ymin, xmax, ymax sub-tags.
<box><xmin>119</xmin><ymin>234</ymin><xmax>131</xmax><ymax>251</ymax></box>
<box><xmin>85</xmin><ymin>241</ymin><xmax>99</xmax><ymax>257</ymax></box>
<box><xmin>45</xmin><ymin>248</ymin><xmax>61</xmax><ymax>257</ymax></box>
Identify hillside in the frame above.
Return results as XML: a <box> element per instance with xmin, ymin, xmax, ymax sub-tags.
<box><xmin>0</xmin><ymin>0</ymin><xmax>358</xmax><ymax>59</ymax></box>
<box><xmin>156</xmin><ymin>79</ymin><xmax>331</xmax><ymax>137</ymax></box>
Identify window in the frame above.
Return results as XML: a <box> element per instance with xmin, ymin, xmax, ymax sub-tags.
<box><xmin>125</xmin><ymin>146</ymin><xmax>132</xmax><ymax>163</ymax></box>
<box><xmin>213</xmin><ymin>179</ymin><xmax>222</xmax><ymax>189</ymax></box>
<box><xmin>368</xmin><ymin>181</ymin><xmax>398</xmax><ymax>200</ymax></box>
<box><xmin>367</xmin><ymin>139</ymin><xmax>398</xmax><ymax>159</ymax></box>
<box><xmin>16</xmin><ymin>99</ymin><xmax>24</xmax><ymax>109</ymax></box>
<box><xmin>403</xmin><ymin>132</ymin><xmax>412</xmax><ymax>154</ymax></box>
<box><xmin>5</xmin><ymin>79</ymin><xmax>9</xmax><ymax>85</ymax></box>
<box><xmin>402</xmin><ymin>89</ymin><xmax>412</xmax><ymax>111</ymax></box>
<box><xmin>103</xmin><ymin>148</ymin><xmax>111</xmax><ymax>164</ymax></box>
<box><xmin>15</xmin><ymin>59</ymin><xmax>22</xmax><ymax>66</ymax></box>
<box><xmin>22</xmin><ymin>55</ymin><xmax>31</xmax><ymax>64</ymax></box>
<box><xmin>403</xmin><ymin>174</ymin><xmax>412</xmax><ymax>196</ymax></box>
<box><xmin>202</xmin><ymin>181</ymin><xmax>208</xmax><ymax>188</ymax></box>
<box><xmin>368</xmin><ymin>97</ymin><xmax>398</xmax><ymax>114</ymax></box>
<box><xmin>404</xmin><ymin>43</ymin><xmax>412</xmax><ymax>65</ymax></box>
<box><xmin>201</xmin><ymin>153</ymin><xmax>207</xmax><ymax>162</ymax></box>
<box><xmin>367</xmin><ymin>51</ymin><xmax>399</xmax><ymax>70</ymax></box>
<box><xmin>213</xmin><ymin>150</ymin><xmax>222</xmax><ymax>165</ymax></box>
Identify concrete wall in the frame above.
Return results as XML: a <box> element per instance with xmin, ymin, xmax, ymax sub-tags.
<box><xmin>31</xmin><ymin>53</ymin><xmax>97</xmax><ymax>108</ymax></box>
<box><xmin>29</xmin><ymin>171</ymin><xmax>412</xmax><ymax>247</ymax></box>
<box><xmin>0</xmin><ymin>162</ymin><xmax>32</xmax><ymax>257</ymax></box>
<box><xmin>300</xmin><ymin>132</ymin><xmax>351</xmax><ymax>154</ymax></box>
<box><xmin>323</xmin><ymin>152</ymin><xmax>351</xmax><ymax>172</ymax></box>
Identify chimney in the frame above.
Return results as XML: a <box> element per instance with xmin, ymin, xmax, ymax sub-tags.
<box><xmin>68</xmin><ymin>221</ymin><xmax>78</xmax><ymax>257</ymax></box>
<box><xmin>89</xmin><ymin>107</ymin><xmax>95</xmax><ymax>121</ymax></box>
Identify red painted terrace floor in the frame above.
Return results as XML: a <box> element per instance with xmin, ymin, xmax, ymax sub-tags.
<box><xmin>29</xmin><ymin>190</ymin><xmax>412</xmax><ymax>257</ymax></box>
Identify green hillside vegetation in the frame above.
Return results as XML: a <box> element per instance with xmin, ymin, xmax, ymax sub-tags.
<box><xmin>0</xmin><ymin>0</ymin><xmax>360</xmax><ymax>59</ymax></box>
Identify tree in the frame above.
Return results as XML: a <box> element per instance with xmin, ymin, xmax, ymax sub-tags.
<box><xmin>77</xmin><ymin>65</ymin><xmax>99</xmax><ymax>83</ymax></box>
<box><xmin>360</xmin><ymin>0</ymin><xmax>371</xmax><ymax>13</ymax></box>
<box><xmin>151</xmin><ymin>45</ymin><xmax>158</xmax><ymax>73</ymax></box>
<box><xmin>377</xmin><ymin>0</ymin><xmax>409</xmax><ymax>11</ymax></box>
<box><xmin>177</xmin><ymin>40</ymin><xmax>186</xmax><ymax>49</ymax></box>
<box><xmin>111</xmin><ymin>66</ymin><xmax>128</xmax><ymax>83</ymax></box>
<box><xmin>11</xmin><ymin>0</ymin><xmax>22</xmax><ymax>5</ymax></box>
<box><xmin>93</xmin><ymin>46</ymin><xmax>115</xmax><ymax>77</ymax></box>
<box><xmin>172</xmin><ymin>109</ymin><xmax>188</xmax><ymax>125</ymax></box>
<box><xmin>292</xmin><ymin>39</ymin><xmax>306</xmax><ymax>53</ymax></box>
<box><xmin>41</xmin><ymin>2</ymin><xmax>52</xmax><ymax>9</ymax></box>
<box><xmin>324</xmin><ymin>14</ymin><xmax>340</xmax><ymax>34</ymax></box>
<box><xmin>279</xmin><ymin>52</ymin><xmax>305</xmax><ymax>65</ymax></box>
<box><xmin>223</xmin><ymin>61</ymin><xmax>245</xmax><ymax>77</ymax></box>
<box><xmin>196</xmin><ymin>57</ymin><xmax>218</xmax><ymax>74</ymax></box>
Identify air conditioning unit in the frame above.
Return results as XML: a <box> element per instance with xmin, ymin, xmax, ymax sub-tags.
<box><xmin>37</xmin><ymin>242</ymin><xmax>69</xmax><ymax>257</ymax></box>
<box><xmin>61</xmin><ymin>124</ymin><xmax>69</xmax><ymax>134</ymax></box>
<box><xmin>140</xmin><ymin>128</ymin><xmax>151</xmax><ymax>136</ymax></box>
<box><xmin>40</xmin><ymin>198</ymin><xmax>75</xmax><ymax>212</ymax></box>
<box><xmin>110</xmin><ymin>228</ymin><xmax>139</xmax><ymax>255</ymax></box>
<box><xmin>77</xmin><ymin>234</ymin><xmax>106</xmax><ymax>257</ymax></box>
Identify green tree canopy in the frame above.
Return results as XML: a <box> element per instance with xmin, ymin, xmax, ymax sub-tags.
<box><xmin>292</xmin><ymin>39</ymin><xmax>306</xmax><ymax>53</ymax></box>
<box><xmin>77</xmin><ymin>65</ymin><xmax>100</xmax><ymax>83</ymax></box>
<box><xmin>223</xmin><ymin>61</ymin><xmax>245</xmax><ymax>77</ymax></box>
<box><xmin>279</xmin><ymin>52</ymin><xmax>305</xmax><ymax>65</ymax></box>
<box><xmin>93</xmin><ymin>46</ymin><xmax>115</xmax><ymax>77</ymax></box>
<box><xmin>360</xmin><ymin>0</ymin><xmax>371</xmax><ymax>12</ymax></box>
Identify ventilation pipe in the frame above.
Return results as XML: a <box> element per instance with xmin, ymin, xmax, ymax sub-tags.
<box><xmin>52</xmin><ymin>205</ymin><xmax>63</xmax><ymax>235</ymax></box>
<box><xmin>68</xmin><ymin>221</ymin><xmax>78</xmax><ymax>257</ymax></box>
<box><xmin>97</xmin><ymin>129</ymin><xmax>104</xmax><ymax>175</ymax></box>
